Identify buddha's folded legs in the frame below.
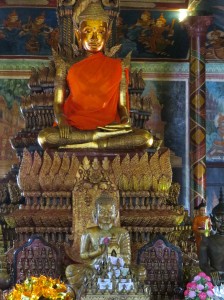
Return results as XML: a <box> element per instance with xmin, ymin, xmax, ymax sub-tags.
<box><xmin>98</xmin><ymin>128</ymin><xmax>153</xmax><ymax>150</ymax></box>
<box><xmin>38</xmin><ymin>126</ymin><xmax>153</xmax><ymax>150</ymax></box>
<box><xmin>38</xmin><ymin>126</ymin><xmax>131</xmax><ymax>149</ymax></box>
<box><xmin>65</xmin><ymin>264</ymin><xmax>92</xmax><ymax>298</ymax></box>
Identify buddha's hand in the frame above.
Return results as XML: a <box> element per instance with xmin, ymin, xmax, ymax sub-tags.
<box><xmin>98</xmin><ymin>244</ymin><xmax>106</xmax><ymax>255</ymax></box>
<box><xmin>58</xmin><ymin>116</ymin><xmax>71</xmax><ymax>138</ymax></box>
<box><xmin>98</xmin><ymin>119</ymin><xmax>132</xmax><ymax>132</ymax></box>
<box><xmin>89</xmin><ymin>244</ymin><xmax>106</xmax><ymax>258</ymax></box>
<box><xmin>120</xmin><ymin>115</ymin><xmax>131</xmax><ymax>125</ymax></box>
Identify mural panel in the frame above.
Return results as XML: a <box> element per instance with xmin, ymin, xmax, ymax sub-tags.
<box><xmin>197</xmin><ymin>0</ymin><xmax>224</xmax><ymax>60</ymax></box>
<box><xmin>119</xmin><ymin>0</ymin><xmax>189</xmax><ymax>9</ymax></box>
<box><xmin>142</xmin><ymin>77</ymin><xmax>189</xmax><ymax>208</ymax></box>
<box><xmin>206</xmin><ymin>76</ymin><xmax>224</xmax><ymax>213</ymax></box>
<box><xmin>0</xmin><ymin>78</ymin><xmax>28</xmax><ymax>178</ymax></box>
<box><xmin>206</xmin><ymin>81</ymin><xmax>224</xmax><ymax>162</ymax></box>
<box><xmin>117</xmin><ymin>10</ymin><xmax>189</xmax><ymax>60</ymax></box>
<box><xmin>0</xmin><ymin>7</ymin><xmax>58</xmax><ymax>56</ymax></box>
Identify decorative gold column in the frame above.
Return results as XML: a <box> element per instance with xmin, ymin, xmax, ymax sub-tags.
<box><xmin>184</xmin><ymin>16</ymin><xmax>213</xmax><ymax>213</ymax></box>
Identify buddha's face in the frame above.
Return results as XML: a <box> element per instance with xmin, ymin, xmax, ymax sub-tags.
<box><xmin>78</xmin><ymin>19</ymin><xmax>109</xmax><ymax>53</ymax></box>
<box><xmin>96</xmin><ymin>202</ymin><xmax>116</xmax><ymax>230</ymax></box>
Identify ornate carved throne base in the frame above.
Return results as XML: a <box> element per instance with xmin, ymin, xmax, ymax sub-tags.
<box><xmin>2</xmin><ymin>147</ymin><xmax>199</xmax><ymax>299</ymax></box>
<box><xmin>5</xmin><ymin>148</ymin><xmax>185</xmax><ymax>263</ymax></box>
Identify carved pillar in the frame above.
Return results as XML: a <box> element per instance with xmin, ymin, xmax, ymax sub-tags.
<box><xmin>57</xmin><ymin>0</ymin><xmax>77</xmax><ymax>56</ymax></box>
<box><xmin>184</xmin><ymin>16</ymin><xmax>212</xmax><ymax>213</ymax></box>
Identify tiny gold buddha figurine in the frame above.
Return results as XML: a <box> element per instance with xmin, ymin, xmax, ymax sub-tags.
<box><xmin>199</xmin><ymin>188</ymin><xmax>224</xmax><ymax>282</ymax></box>
<box><xmin>192</xmin><ymin>201</ymin><xmax>211</xmax><ymax>256</ymax></box>
<box><xmin>38</xmin><ymin>0</ymin><xmax>153</xmax><ymax>150</ymax></box>
<box><xmin>65</xmin><ymin>193</ymin><xmax>145</xmax><ymax>297</ymax></box>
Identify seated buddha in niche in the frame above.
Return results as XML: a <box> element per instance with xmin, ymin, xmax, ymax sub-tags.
<box><xmin>65</xmin><ymin>193</ymin><xmax>146</xmax><ymax>296</ymax></box>
<box><xmin>38</xmin><ymin>0</ymin><xmax>153</xmax><ymax>150</ymax></box>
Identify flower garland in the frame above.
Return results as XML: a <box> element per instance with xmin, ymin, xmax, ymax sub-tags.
<box><xmin>184</xmin><ymin>272</ymin><xmax>214</xmax><ymax>300</ymax></box>
<box><xmin>6</xmin><ymin>275</ymin><xmax>72</xmax><ymax>300</ymax></box>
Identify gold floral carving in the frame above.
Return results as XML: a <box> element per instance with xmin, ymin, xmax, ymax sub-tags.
<box><xmin>39</xmin><ymin>151</ymin><xmax>59</xmax><ymax>191</ymax></box>
<box><xmin>112</xmin><ymin>150</ymin><xmax>172</xmax><ymax>194</ymax></box>
<box><xmin>18</xmin><ymin>150</ymin><xmax>80</xmax><ymax>196</ymax></box>
<box><xmin>14</xmin><ymin>149</ymin><xmax>181</xmax><ymax>237</ymax></box>
<box><xmin>52</xmin><ymin>152</ymin><xmax>70</xmax><ymax>191</ymax></box>
<box><xmin>17</xmin><ymin>148</ymin><xmax>173</xmax><ymax>196</ymax></box>
<box><xmin>17</xmin><ymin>148</ymin><xmax>34</xmax><ymax>193</ymax></box>
<box><xmin>121</xmin><ymin>210</ymin><xmax>184</xmax><ymax>227</ymax></box>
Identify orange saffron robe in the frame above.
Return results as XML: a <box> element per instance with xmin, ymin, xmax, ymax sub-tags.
<box><xmin>63</xmin><ymin>52</ymin><xmax>122</xmax><ymax>130</ymax></box>
<box><xmin>192</xmin><ymin>215</ymin><xmax>211</xmax><ymax>254</ymax></box>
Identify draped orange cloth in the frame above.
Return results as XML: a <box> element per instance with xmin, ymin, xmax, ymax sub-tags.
<box><xmin>192</xmin><ymin>215</ymin><xmax>211</xmax><ymax>255</ymax></box>
<box><xmin>63</xmin><ymin>52</ymin><xmax>122</xmax><ymax>130</ymax></box>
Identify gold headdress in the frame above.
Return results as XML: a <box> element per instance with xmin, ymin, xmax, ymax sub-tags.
<box><xmin>74</xmin><ymin>0</ymin><xmax>109</xmax><ymax>26</ymax></box>
<box><xmin>8</xmin><ymin>10</ymin><xmax>18</xmax><ymax>18</ymax></box>
<box><xmin>157</xmin><ymin>13</ymin><xmax>166</xmax><ymax>25</ymax></box>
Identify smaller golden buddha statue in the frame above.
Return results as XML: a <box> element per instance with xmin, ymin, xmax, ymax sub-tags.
<box><xmin>192</xmin><ymin>201</ymin><xmax>211</xmax><ymax>256</ymax></box>
<box><xmin>38</xmin><ymin>0</ymin><xmax>153</xmax><ymax>151</ymax></box>
<box><xmin>65</xmin><ymin>193</ymin><xmax>145</xmax><ymax>297</ymax></box>
<box><xmin>65</xmin><ymin>193</ymin><xmax>130</xmax><ymax>294</ymax></box>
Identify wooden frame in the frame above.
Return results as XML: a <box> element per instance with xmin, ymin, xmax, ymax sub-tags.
<box><xmin>120</xmin><ymin>0</ymin><xmax>190</xmax><ymax>9</ymax></box>
<box><xmin>0</xmin><ymin>59</ymin><xmax>48</xmax><ymax>178</ymax></box>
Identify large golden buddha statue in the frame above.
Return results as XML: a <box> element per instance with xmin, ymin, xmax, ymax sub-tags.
<box><xmin>38</xmin><ymin>0</ymin><xmax>153</xmax><ymax>150</ymax></box>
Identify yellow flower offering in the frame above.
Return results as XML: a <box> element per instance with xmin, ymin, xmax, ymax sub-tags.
<box><xmin>6</xmin><ymin>276</ymin><xmax>73</xmax><ymax>300</ymax></box>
